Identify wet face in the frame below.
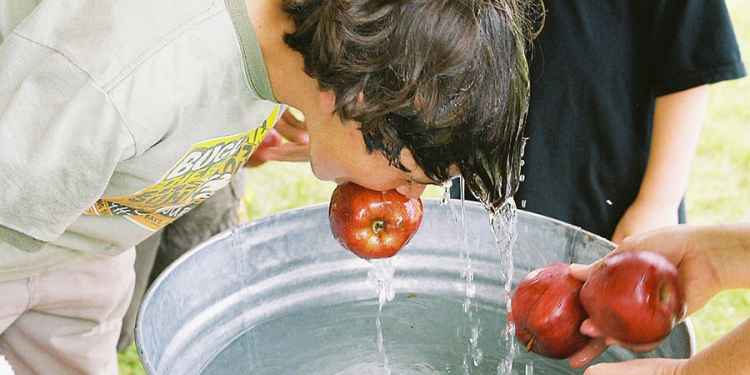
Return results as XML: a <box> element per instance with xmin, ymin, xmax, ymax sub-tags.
<box><xmin>303</xmin><ymin>92</ymin><xmax>453</xmax><ymax>199</ymax></box>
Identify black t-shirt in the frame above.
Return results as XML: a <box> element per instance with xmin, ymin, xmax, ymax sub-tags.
<box><xmin>453</xmin><ymin>0</ymin><xmax>746</xmax><ymax>238</ymax></box>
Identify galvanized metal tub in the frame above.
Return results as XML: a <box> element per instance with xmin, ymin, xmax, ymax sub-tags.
<box><xmin>136</xmin><ymin>200</ymin><xmax>695</xmax><ymax>374</ymax></box>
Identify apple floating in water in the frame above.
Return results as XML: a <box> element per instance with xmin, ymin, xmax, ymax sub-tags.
<box><xmin>510</xmin><ymin>263</ymin><xmax>591</xmax><ymax>359</ymax></box>
<box><xmin>580</xmin><ymin>251</ymin><xmax>686</xmax><ymax>345</ymax></box>
<box><xmin>329</xmin><ymin>183</ymin><xmax>423</xmax><ymax>259</ymax></box>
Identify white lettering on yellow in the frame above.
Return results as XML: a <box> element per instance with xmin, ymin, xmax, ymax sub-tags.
<box><xmin>166</xmin><ymin>152</ymin><xmax>203</xmax><ymax>180</ymax></box>
<box><xmin>165</xmin><ymin>139</ymin><xmax>245</xmax><ymax>180</ymax></box>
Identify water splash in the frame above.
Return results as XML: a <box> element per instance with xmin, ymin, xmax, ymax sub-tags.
<box><xmin>463</xmin><ymin>179</ymin><xmax>484</xmax><ymax>372</ymax></box>
<box><xmin>375</xmin><ymin>315</ymin><xmax>391</xmax><ymax>375</ymax></box>
<box><xmin>369</xmin><ymin>258</ymin><xmax>396</xmax><ymax>309</ymax></box>
<box><xmin>490</xmin><ymin>198</ymin><xmax>519</xmax><ymax>375</ymax></box>
<box><xmin>368</xmin><ymin>258</ymin><xmax>396</xmax><ymax>375</ymax></box>
<box><xmin>525</xmin><ymin>362</ymin><xmax>535</xmax><ymax>375</ymax></box>
<box><xmin>444</xmin><ymin>177</ymin><xmax>484</xmax><ymax>374</ymax></box>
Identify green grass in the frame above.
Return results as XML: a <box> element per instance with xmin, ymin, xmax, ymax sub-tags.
<box><xmin>119</xmin><ymin>2</ymin><xmax>749</xmax><ymax>372</ymax></box>
<box><xmin>119</xmin><ymin>345</ymin><xmax>146</xmax><ymax>375</ymax></box>
<box><xmin>684</xmin><ymin>0</ymin><xmax>750</xmax><ymax>351</ymax></box>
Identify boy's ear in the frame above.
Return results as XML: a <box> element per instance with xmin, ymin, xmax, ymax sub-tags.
<box><xmin>319</xmin><ymin>90</ymin><xmax>336</xmax><ymax>114</ymax></box>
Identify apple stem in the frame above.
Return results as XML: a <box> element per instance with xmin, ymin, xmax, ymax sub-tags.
<box><xmin>373</xmin><ymin>220</ymin><xmax>386</xmax><ymax>234</ymax></box>
<box><xmin>526</xmin><ymin>336</ymin><xmax>535</xmax><ymax>352</ymax></box>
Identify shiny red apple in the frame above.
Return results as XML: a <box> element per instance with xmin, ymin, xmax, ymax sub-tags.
<box><xmin>580</xmin><ymin>251</ymin><xmax>686</xmax><ymax>345</ymax></box>
<box><xmin>328</xmin><ymin>182</ymin><xmax>423</xmax><ymax>259</ymax></box>
<box><xmin>510</xmin><ymin>263</ymin><xmax>591</xmax><ymax>359</ymax></box>
<box><xmin>245</xmin><ymin>129</ymin><xmax>283</xmax><ymax>167</ymax></box>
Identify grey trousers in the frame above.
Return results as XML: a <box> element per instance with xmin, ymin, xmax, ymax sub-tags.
<box><xmin>117</xmin><ymin>173</ymin><xmax>245</xmax><ymax>351</ymax></box>
<box><xmin>0</xmin><ymin>249</ymin><xmax>135</xmax><ymax>375</ymax></box>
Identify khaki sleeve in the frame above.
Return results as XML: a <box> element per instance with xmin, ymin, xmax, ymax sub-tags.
<box><xmin>0</xmin><ymin>33</ymin><xmax>135</xmax><ymax>242</ymax></box>
<box><xmin>0</xmin><ymin>0</ymin><xmax>41</xmax><ymax>43</ymax></box>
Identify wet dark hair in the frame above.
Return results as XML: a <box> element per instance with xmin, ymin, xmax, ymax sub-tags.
<box><xmin>283</xmin><ymin>0</ymin><xmax>540</xmax><ymax>210</ymax></box>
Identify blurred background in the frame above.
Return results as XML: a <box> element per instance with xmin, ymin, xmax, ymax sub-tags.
<box><xmin>119</xmin><ymin>1</ymin><xmax>749</xmax><ymax>373</ymax></box>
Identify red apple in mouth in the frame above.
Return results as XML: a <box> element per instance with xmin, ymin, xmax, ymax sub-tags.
<box><xmin>510</xmin><ymin>263</ymin><xmax>591</xmax><ymax>359</ymax></box>
<box><xmin>328</xmin><ymin>182</ymin><xmax>423</xmax><ymax>259</ymax></box>
<box><xmin>580</xmin><ymin>251</ymin><xmax>686</xmax><ymax>345</ymax></box>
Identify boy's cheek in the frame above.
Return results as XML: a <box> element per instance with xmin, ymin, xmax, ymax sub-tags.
<box><xmin>308</xmin><ymin>152</ymin><xmax>342</xmax><ymax>182</ymax></box>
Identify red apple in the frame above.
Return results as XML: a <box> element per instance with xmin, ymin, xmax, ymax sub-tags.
<box><xmin>245</xmin><ymin>129</ymin><xmax>283</xmax><ymax>167</ymax></box>
<box><xmin>510</xmin><ymin>263</ymin><xmax>591</xmax><ymax>359</ymax></box>
<box><xmin>580</xmin><ymin>251</ymin><xmax>685</xmax><ymax>345</ymax></box>
<box><xmin>328</xmin><ymin>182</ymin><xmax>423</xmax><ymax>259</ymax></box>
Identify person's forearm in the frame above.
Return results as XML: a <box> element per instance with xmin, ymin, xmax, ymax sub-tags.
<box><xmin>682</xmin><ymin>318</ymin><xmax>750</xmax><ymax>375</ymax></box>
<box><xmin>697</xmin><ymin>223</ymin><xmax>750</xmax><ymax>291</ymax></box>
<box><xmin>636</xmin><ymin>85</ymin><xmax>709</xmax><ymax>209</ymax></box>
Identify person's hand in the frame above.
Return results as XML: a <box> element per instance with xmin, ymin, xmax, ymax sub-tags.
<box><xmin>611</xmin><ymin>199</ymin><xmax>678</xmax><ymax>244</ymax></box>
<box><xmin>245</xmin><ymin>108</ymin><xmax>310</xmax><ymax>167</ymax></box>
<box><xmin>568</xmin><ymin>225</ymin><xmax>723</xmax><ymax>368</ymax></box>
<box><xmin>581</xmin><ymin>358</ymin><xmax>686</xmax><ymax>375</ymax></box>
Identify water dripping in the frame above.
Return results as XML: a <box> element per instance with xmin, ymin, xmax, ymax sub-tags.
<box><xmin>368</xmin><ymin>258</ymin><xmax>396</xmax><ymax>375</ymax></box>
<box><xmin>490</xmin><ymin>198</ymin><xmax>519</xmax><ymax>375</ymax></box>
<box><xmin>443</xmin><ymin>177</ymin><xmax>485</xmax><ymax>374</ymax></box>
<box><xmin>375</xmin><ymin>314</ymin><xmax>392</xmax><ymax>375</ymax></box>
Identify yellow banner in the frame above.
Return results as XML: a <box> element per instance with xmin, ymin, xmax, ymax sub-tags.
<box><xmin>84</xmin><ymin>105</ymin><xmax>284</xmax><ymax>231</ymax></box>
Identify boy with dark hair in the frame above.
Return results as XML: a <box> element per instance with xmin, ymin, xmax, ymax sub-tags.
<box><xmin>0</xmin><ymin>0</ymin><xmax>534</xmax><ymax>373</ymax></box>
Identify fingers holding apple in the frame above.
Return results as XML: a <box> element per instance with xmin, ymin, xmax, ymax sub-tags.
<box><xmin>579</xmin><ymin>251</ymin><xmax>686</xmax><ymax>346</ymax></box>
<box><xmin>617</xmin><ymin>226</ymin><xmax>723</xmax><ymax>316</ymax></box>
<box><xmin>329</xmin><ymin>182</ymin><xmax>423</xmax><ymax>259</ymax></box>
<box><xmin>568</xmin><ymin>321</ymin><xmax>663</xmax><ymax>369</ymax></box>
<box><xmin>566</xmin><ymin>251</ymin><xmax>687</xmax><ymax>368</ymax></box>
<box><xmin>577</xmin><ymin>320</ymin><xmax>661</xmax><ymax>352</ymax></box>
<box><xmin>512</xmin><ymin>250</ymin><xmax>685</xmax><ymax>368</ymax></box>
